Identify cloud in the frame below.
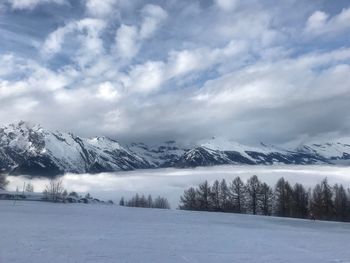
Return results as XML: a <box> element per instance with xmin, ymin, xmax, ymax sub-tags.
<box><xmin>7</xmin><ymin>0</ymin><xmax>66</xmax><ymax>10</ymax></box>
<box><xmin>96</xmin><ymin>81</ymin><xmax>121</xmax><ymax>101</ymax></box>
<box><xmin>215</xmin><ymin>0</ymin><xmax>238</xmax><ymax>12</ymax></box>
<box><xmin>139</xmin><ymin>4</ymin><xmax>168</xmax><ymax>39</ymax></box>
<box><xmin>114</xmin><ymin>25</ymin><xmax>139</xmax><ymax>59</ymax></box>
<box><xmin>42</xmin><ymin>18</ymin><xmax>106</xmax><ymax>62</ymax></box>
<box><xmin>85</xmin><ymin>0</ymin><xmax>118</xmax><ymax>17</ymax></box>
<box><xmin>120</xmin><ymin>40</ymin><xmax>247</xmax><ymax>93</ymax></box>
<box><xmin>125</xmin><ymin>61</ymin><xmax>165</xmax><ymax>93</ymax></box>
<box><xmin>1</xmin><ymin>0</ymin><xmax>350</xmax><ymax>145</ymax></box>
<box><xmin>305</xmin><ymin>7</ymin><xmax>350</xmax><ymax>36</ymax></box>
<box><xmin>113</xmin><ymin>4</ymin><xmax>167</xmax><ymax>60</ymax></box>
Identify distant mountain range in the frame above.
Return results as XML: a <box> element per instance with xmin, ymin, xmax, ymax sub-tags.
<box><xmin>1</xmin><ymin>121</ymin><xmax>350</xmax><ymax>177</ymax></box>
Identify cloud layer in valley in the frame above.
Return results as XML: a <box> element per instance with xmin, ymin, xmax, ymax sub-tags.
<box><xmin>7</xmin><ymin>165</ymin><xmax>350</xmax><ymax>207</ymax></box>
<box><xmin>0</xmin><ymin>0</ymin><xmax>350</xmax><ymax>145</ymax></box>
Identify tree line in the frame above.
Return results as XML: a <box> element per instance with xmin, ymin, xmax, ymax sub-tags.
<box><xmin>119</xmin><ymin>194</ymin><xmax>170</xmax><ymax>209</ymax></box>
<box><xmin>179</xmin><ymin>176</ymin><xmax>350</xmax><ymax>222</ymax></box>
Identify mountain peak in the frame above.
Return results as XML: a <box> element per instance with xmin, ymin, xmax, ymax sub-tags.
<box><xmin>0</xmin><ymin>121</ymin><xmax>349</xmax><ymax>176</ymax></box>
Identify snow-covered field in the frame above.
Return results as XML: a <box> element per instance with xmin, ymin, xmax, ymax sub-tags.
<box><xmin>8</xmin><ymin>165</ymin><xmax>350</xmax><ymax>207</ymax></box>
<box><xmin>0</xmin><ymin>200</ymin><xmax>349</xmax><ymax>263</ymax></box>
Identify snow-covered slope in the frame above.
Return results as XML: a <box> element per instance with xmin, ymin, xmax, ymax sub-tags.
<box><xmin>1</xmin><ymin>201</ymin><xmax>349</xmax><ymax>263</ymax></box>
<box><xmin>0</xmin><ymin>121</ymin><xmax>151</xmax><ymax>176</ymax></box>
<box><xmin>296</xmin><ymin>141</ymin><xmax>350</xmax><ymax>164</ymax></box>
<box><xmin>125</xmin><ymin>141</ymin><xmax>189</xmax><ymax>167</ymax></box>
<box><xmin>175</xmin><ymin>138</ymin><xmax>329</xmax><ymax>168</ymax></box>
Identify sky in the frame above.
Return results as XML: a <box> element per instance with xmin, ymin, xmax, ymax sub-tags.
<box><xmin>0</xmin><ymin>0</ymin><xmax>350</xmax><ymax>145</ymax></box>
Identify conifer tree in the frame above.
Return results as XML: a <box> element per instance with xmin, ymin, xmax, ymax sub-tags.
<box><xmin>320</xmin><ymin>178</ymin><xmax>334</xmax><ymax>220</ymax></box>
<box><xmin>310</xmin><ymin>183</ymin><xmax>323</xmax><ymax>219</ymax></box>
<box><xmin>291</xmin><ymin>183</ymin><xmax>309</xmax><ymax>218</ymax></box>
<box><xmin>139</xmin><ymin>195</ymin><xmax>148</xmax><ymax>207</ymax></box>
<box><xmin>259</xmin><ymin>183</ymin><xmax>273</xmax><ymax>216</ymax></box>
<box><xmin>219</xmin><ymin>179</ymin><xmax>230</xmax><ymax>212</ymax></box>
<box><xmin>246</xmin><ymin>175</ymin><xmax>261</xmax><ymax>215</ymax></box>
<box><xmin>119</xmin><ymin>197</ymin><xmax>125</xmax><ymax>206</ymax></box>
<box><xmin>196</xmin><ymin>181</ymin><xmax>211</xmax><ymax>211</ymax></box>
<box><xmin>333</xmin><ymin>184</ymin><xmax>348</xmax><ymax>221</ymax></box>
<box><xmin>229</xmin><ymin>177</ymin><xmax>246</xmax><ymax>213</ymax></box>
<box><xmin>273</xmin><ymin>178</ymin><xmax>293</xmax><ymax>217</ymax></box>
<box><xmin>179</xmin><ymin>187</ymin><xmax>198</xmax><ymax>210</ymax></box>
<box><xmin>147</xmin><ymin>194</ymin><xmax>153</xmax><ymax>208</ymax></box>
<box><xmin>210</xmin><ymin>180</ymin><xmax>221</xmax><ymax>211</ymax></box>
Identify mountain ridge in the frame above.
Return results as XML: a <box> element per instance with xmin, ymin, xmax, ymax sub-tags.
<box><xmin>0</xmin><ymin>121</ymin><xmax>349</xmax><ymax>176</ymax></box>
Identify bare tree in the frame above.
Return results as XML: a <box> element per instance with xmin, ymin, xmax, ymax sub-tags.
<box><xmin>25</xmin><ymin>182</ymin><xmax>34</xmax><ymax>192</ymax></box>
<box><xmin>153</xmin><ymin>196</ymin><xmax>170</xmax><ymax>209</ymax></box>
<box><xmin>0</xmin><ymin>173</ymin><xmax>9</xmax><ymax>190</ymax></box>
<box><xmin>43</xmin><ymin>178</ymin><xmax>65</xmax><ymax>202</ymax></box>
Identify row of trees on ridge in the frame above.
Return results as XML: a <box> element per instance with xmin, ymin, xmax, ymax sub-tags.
<box><xmin>120</xmin><ymin>194</ymin><xmax>170</xmax><ymax>209</ymax></box>
<box><xmin>179</xmin><ymin>176</ymin><xmax>350</xmax><ymax>222</ymax></box>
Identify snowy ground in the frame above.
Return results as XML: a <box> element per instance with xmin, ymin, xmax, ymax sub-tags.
<box><xmin>8</xmin><ymin>165</ymin><xmax>350</xmax><ymax>207</ymax></box>
<box><xmin>0</xmin><ymin>201</ymin><xmax>349</xmax><ymax>263</ymax></box>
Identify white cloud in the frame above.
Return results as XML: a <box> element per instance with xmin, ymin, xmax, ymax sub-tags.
<box><xmin>306</xmin><ymin>11</ymin><xmax>329</xmax><ymax>32</ymax></box>
<box><xmin>13</xmin><ymin>97</ymin><xmax>38</xmax><ymax>111</ymax></box>
<box><xmin>114</xmin><ymin>25</ymin><xmax>139</xmax><ymax>59</ymax></box>
<box><xmin>2</xmin><ymin>0</ymin><xmax>350</xmax><ymax>144</ymax></box>
<box><xmin>121</xmin><ymin>40</ymin><xmax>247</xmax><ymax>93</ymax></box>
<box><xmin>167</xmin><ymin>40</ymin><xmax>247</xmax><ymax>77</ymax></box>
<box><xmin>85</xmin><ymin>0</ymin><xmax>118</xmax><ymax>17</ymax></box>
<box><xmin>139</xmin><ymin>4</ymin><xmax>168</xmax><ymax>39</ymax></box>
<box><xmin>113</xmin><ymin>4</ymin><xmax>167</xmax><ymax>60</ymax></box>
<box><xmin>42</xmin><ymin>18</ymin><xmax>106</xmax><ymax>61</ymax></box>
<box><xmin>125</xmin><ymin>61</ymin><xmax>165</xmax><ymax>93</ymax></box>
<box><xmin>42</xmin><ymin>26</ymin><xmax>68</xmax><ymax>55</ymax></box>
<box><xmin>305</xmin><ymin>7</ymin><xmax>350</xmax><ymax>36</ymax></box>
<box><xmin>215</xmin><ymin>0</ymin><xmax>238</xmax><ymax>12</ymax></box>
<box><xmin>196</xmin><ymin>48</ymin><xmax>350</xmax><ymax>104</ymax></box>
<box><xmin>7</xmin><ymin>0</ymin><xmax>66</xmax><ymax>10</ymax></box>
<box><xmin>97</xmin><ymin>82</ymin><xmax>120</xmax><ymax>101</ymax></box>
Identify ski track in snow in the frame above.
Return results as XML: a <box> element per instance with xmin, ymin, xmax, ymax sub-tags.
<box><xmin>0</xmin><ymin>201</ymin><xmax>350</xmax><ymax>263</ymax></box>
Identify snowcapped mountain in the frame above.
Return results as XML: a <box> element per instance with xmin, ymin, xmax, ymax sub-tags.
<box><xmin>0</xmin><ymin>122</ymin><xmax>348</xmax><ymax>176</ymax></box>
<box><xmin>296</xmin><ymin>141</ymin><xmax>350</xmax><ymax>165</ymax></box>
<box><xmin>0</xmin><ymin>121</ymin><xmax>151</xmax><ymax>176</ymax></box>
<box><xmin>125</xmin><ymin>141</ymin><xmax>189</xmax><ymax>167</ymax></box>
<box><xmin>174</xmin><ymin>138</ymin><xmax>329</xmax><ymax>168</ymax></box>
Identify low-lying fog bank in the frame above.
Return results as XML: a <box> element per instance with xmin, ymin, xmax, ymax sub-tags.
<box><xmin>7</xmin><ymin>165</ymin><xmax>350</xmax><ymax>207</ymax></box>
